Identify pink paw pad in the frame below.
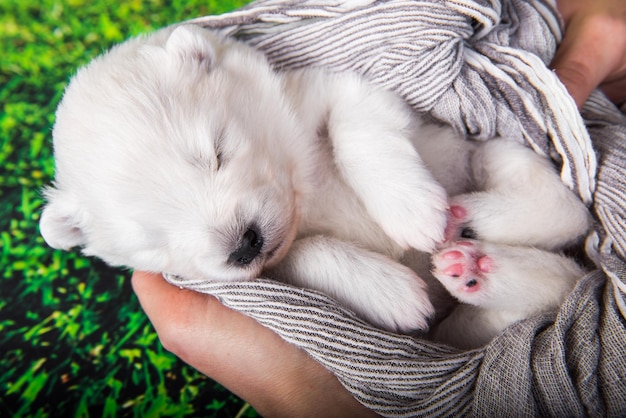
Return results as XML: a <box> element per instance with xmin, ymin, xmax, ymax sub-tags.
<box><xmin>477</xmin><ymin>255</ymin><xmax>494</xmax><ymax>273</ymax></box>
<box><xmin>441</xmin><ymin>250</ymin><xmax>464</xmax><ymax>260</ymax></box>
<box><xmin>449</xmin><ymin>205</ymin><xmax>467</xmax><ymax>219</ymax></box>
<box><xmin>433</xmin><ymin>241</ymin><xmax>495</xmax><ymax>295</ymax></box>
<box><xmin>444</xmin><ymin>205</ymin><xmax>473</xmax><ymax>243</ymax></box>
<box><xmin>443</xmin><ymin>263</ymin><xmax>464</xmax><ymax>277</ymax></box>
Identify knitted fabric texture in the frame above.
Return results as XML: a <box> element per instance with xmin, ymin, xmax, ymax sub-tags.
<box><xmin>164</xmin><ymin>0</ymin><xmax>626</xmax><ymax>415</ymax></box>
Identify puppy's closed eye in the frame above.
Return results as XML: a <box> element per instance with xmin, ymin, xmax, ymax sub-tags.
<box><xmin>215</xmin><ymin>150</ymin><xmax>223</xmax><ymax>171</ymax></box>
<box><xmin>187</xmin><ymin>131</ymin><xmax>226</xmax><ymax>172</ymax></box>
<box><xmin>214</xmin><ymin>129</ymin><xmax>228</xmax><ymax>171</ymax></box>
<box><xmin>188</xmin><ymin>152</ymin><xmax>220</xmax><ymax>171</ymax></box>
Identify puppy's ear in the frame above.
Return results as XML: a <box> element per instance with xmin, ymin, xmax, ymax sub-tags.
<box><xmin>39</xmin><ymin>189</ymin><xmax>89</xmax><ymax>250</ymax></box>
<box><xmin>165</xmin><ymin>25</ymin><xmax>215</xmax><ymax>69</ymax></box>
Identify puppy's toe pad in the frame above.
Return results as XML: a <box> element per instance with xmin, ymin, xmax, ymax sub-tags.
<box><xmin>432</xmin><ymin>241</ymin><xmax>496</xmax><ymax>301</ymax></box>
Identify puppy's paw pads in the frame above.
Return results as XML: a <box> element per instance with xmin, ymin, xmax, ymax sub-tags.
<box><xmin>443</xmin><ymin>203</ymin><xmax>477</xmax><ymax>244</ymax></box>
<box><xmin>432</xmin><ymin>241</ymin><xmax>495</xmax><ymax>302</ymax></box>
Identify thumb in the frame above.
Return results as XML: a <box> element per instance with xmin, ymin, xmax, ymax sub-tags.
<box><xmin>551</xmin><ymin>14</ymin><xmax>621</xmax><ymax>108</ymax></box>
<box><xmin>130</xmin><ymin>272</ymin><xmax>375</xmax><ymax>417</ymax></box>
<box><xmin>130</xmin><ymin>271</ymin><xmax>299</xmax><ymax>375</ymax></box>
<box><xmin>131</xmin><ymin>271</ymin><xmax>225</xmax><ymax>352</ymax></box>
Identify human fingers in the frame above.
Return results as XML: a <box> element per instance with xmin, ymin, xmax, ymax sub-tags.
<box><xmin>130</xmin><ymin>271</ymin><xmax>229</xmax><ymax>362</ymax></box>
<box><xmin>131</xmin><ymin>271</ymin><xmax>299</xmax><ymax>390</ymax></box>
<box><xmin>551</xmin><ymin>0</ymin><xmax>626</xmax><ymax>107</ymax></box>
<box><xmin>598</xmin><ymin>67</ymin><xmax>626</xmax><ymax>105</ymax></box>
<box><xmin>551</xmin><ymin>14</ymin><xmax>626</xmax><ymax>107</ymax></box>
<box><xmin>131</xmin><ymin>271</ymin><xmax>378</xmax><ymax>417</ymax></box>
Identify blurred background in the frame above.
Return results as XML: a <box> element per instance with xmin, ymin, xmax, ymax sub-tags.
<box><xmin>0</xmin><ymin>0</ymin><xmax>257</xmax><ymax>416</ymax></box>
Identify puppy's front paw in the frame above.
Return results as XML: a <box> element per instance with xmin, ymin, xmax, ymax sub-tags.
<box><xmin>361</xmin><ymin>266</ymin><xmax>435</xmax><ymax>333</ymax></box>
<box><xmin>432</xmin><ymin>241</ymin><xmax>494</xmax><ymax>306</ymax></box>
<box><xmin>378</xmin><ymin>180</ymin><xmax>448</xmax><ymax>253</ymax></box>
<box><xmin>272</xmin><ymin>236</ymin><xmax>435</xmax><ymax>333</ymax></box>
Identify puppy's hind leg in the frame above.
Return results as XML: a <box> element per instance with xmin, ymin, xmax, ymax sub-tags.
<box><xmin>431</xmin><ymin>240</ymin><xmax>585</xmax><ymax>348</ymax></box>
<box><xmin>323</xmin><ymin>74</ymin><xmax>448</xmax><ymax>252</ymax></box>
<box><xmin>266</xmin><ymin>235</ymin><xmax>435</xmax><ymax>333</ymax></box>
<box><xmin>446</xmin><ymin>139</ymin><xmax>591</xmax><ymax>250</ymax></box>
<box><xmin>431</xmin><ymin>240</ymin><xmax>584</xmax><ymax>314</ymax></box>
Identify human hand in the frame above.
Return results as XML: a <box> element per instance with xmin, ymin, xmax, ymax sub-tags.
<box><xmin>131</xmin><ymin>271</ymin><xmax>378</xmax><ymax>418</ymax></box>
<box><xmin>551</xmin><ymin>0</ymin><xmax>626</xmax><ymax>108</ymax></box>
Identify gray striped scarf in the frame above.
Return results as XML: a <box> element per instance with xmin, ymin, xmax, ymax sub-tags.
<box><xmin>166</xmin><ymin>0</ymin><xmax>626</xmax><ymax>415</ymax></box>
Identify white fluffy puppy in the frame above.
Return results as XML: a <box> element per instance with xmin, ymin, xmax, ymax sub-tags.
<box><xmin>40</xmin><ymin>24</ymin><xmax>451</xmax><ymax>332</ymax></box>
<box><xmin>40</xmin><ymin>24</ymin><xmax>590</xmax><ymax>341</ymax></box>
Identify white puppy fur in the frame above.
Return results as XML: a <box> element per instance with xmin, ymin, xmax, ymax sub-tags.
<box><xmin>417</xmin><ymin>137</ymin><xmax>590</xmax><ymax>348</ymax></box>
<box><xmin>40</xmin><ymin>24</ymin><xmax>590</xmax><ymax>341</ymax></box>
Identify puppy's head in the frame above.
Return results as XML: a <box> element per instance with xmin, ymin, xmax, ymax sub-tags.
<box><xmin>40</xmin><ymin>25</ymin><xmax>313</xmax><ymax>281</ymax></box>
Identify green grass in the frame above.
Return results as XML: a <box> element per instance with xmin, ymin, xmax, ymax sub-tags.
<box><xmin>0</xmin><ymin>1</ymin><xmax>256</xmax><ymax>416</ymax></box>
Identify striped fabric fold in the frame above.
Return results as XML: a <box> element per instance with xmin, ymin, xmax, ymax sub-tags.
<box><xmin>165</xmin><ymin>0</ymin><xmax>626</xmax><ymax>415</ymax></box>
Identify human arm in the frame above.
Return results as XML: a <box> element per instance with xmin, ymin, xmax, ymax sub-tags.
<box><xmin>550</xmin><ymin>0</ymin><xmax>626</xmax><ymax>108</ymax></box>
<box><xmin>131</xmin><ymin>271</ymin><xmax>379</xmax><ymax>418</ymax></box>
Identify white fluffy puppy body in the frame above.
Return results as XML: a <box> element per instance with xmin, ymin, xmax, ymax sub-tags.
<box><xmin>41</xmin><ymin>25</ymin><xmax>450</xmax><ymax>332</ymax></box>
<box><xmin>41</xmin><ymin>24</ymin><xmax>591</xmax><ymax>340</ymax></box>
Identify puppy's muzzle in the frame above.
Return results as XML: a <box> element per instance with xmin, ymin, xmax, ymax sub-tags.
<box><xmin>229</xmin><ymin>227</ymin><xmax>264</xmax><ymax>266</ymax></box>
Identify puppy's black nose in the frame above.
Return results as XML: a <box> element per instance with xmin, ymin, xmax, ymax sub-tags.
<box><xmin>229</xmin><ymin>228</ymin><xmax>264</xmax><ymax>266</ymax></box>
